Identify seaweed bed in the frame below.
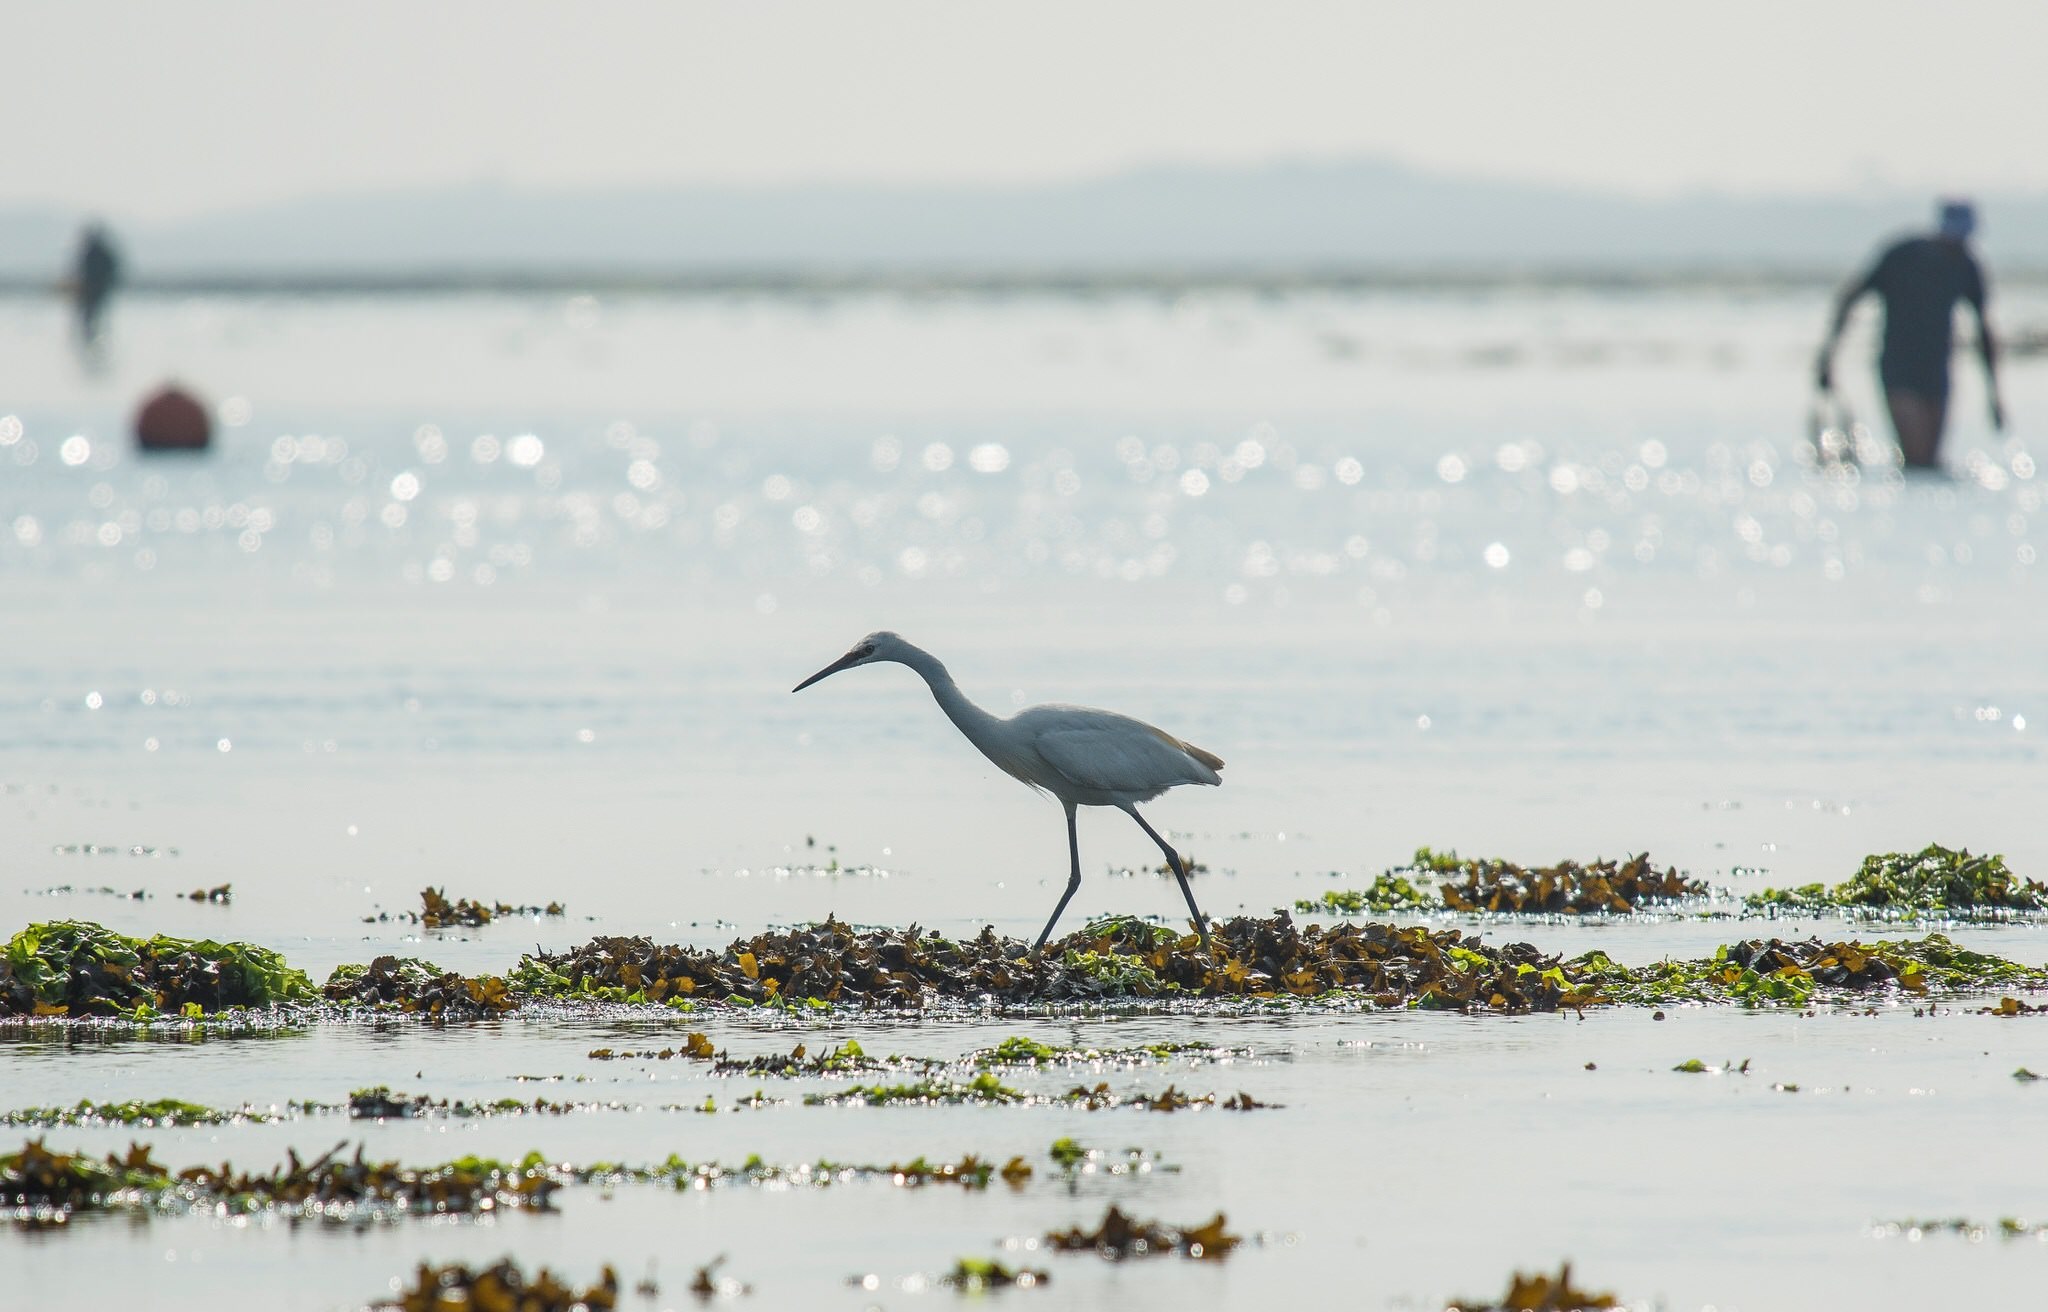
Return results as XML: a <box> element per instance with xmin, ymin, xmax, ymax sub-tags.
<box><xmin>0</xmin><ymin>921</ymin><xmax>314</xmax><ymax>1018</ymax></box>
<box><xmin>1299</xmin><ymin>848</ymin><xmax>1704</xmax><ymax>917</ymax></box>
<box><xmin>494</xmin><ymin>916</ymin><xmax>2045</xmax><ymax>1011</ymax></box>
<box><xmin>1</xmin><ymin>1099</ymin><xmax>289</xmax><ymax>1128</ymax></box>
<box><xmin>1746</xmin><ymin>845</ymin><xmax>2047</xmax><ymax>915</ymax></box>
<box><xmin>0</xmin><ymin>1139</ymin><xmax>556</xmax><ymax>1227</ymax></box>
<box><xmin>1301</xmin><ymin>845</ymin><xmax>2046</xmax><ymax>920</ymax></box>
<box><xmin>2</xmin><ymin>1137</ymin><xmax>1057</xmax><ymax>1227</ymax></box>
<box><xmin>5</xmin><ymin>914</ymin><xmax>2044</xmax><ymax>1022</ymax></box>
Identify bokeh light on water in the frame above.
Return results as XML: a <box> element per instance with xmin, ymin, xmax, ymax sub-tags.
<box><xmin>1</xmin><ymin>294</ymin><xmax>2040</xmax><ymax>607</ymax></box>
<box><xmin>1</xmin><ymin>284</ymin><xmax>2042</xmax><ymax>875</ymax></box>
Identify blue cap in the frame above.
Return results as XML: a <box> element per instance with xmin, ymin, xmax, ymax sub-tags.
<box><xmin>1938</xmin><ymin>199</ymin><xmax>1976</xmax><ymax>240</ymax></box>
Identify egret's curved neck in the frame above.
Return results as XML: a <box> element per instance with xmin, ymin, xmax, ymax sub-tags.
<box><xmin>897</xmin><ymin>646</ymin><xmax>1006</xmax><ymax>753</ymax></box>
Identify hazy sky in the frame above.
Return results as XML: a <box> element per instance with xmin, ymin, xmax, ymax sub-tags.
<box><xmin>8</xmin><ymin>0</ymin><xmax>2044</xmax><ymax>220</ymax></box>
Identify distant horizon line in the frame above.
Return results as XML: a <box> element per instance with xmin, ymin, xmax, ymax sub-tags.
<box><xmin>5</xmin><ymin>262</ymin><xmax>2048</xmax><ymax>298</ymax></box>
<box><xmin>11</xmin><ymin>153</ymin><xmax>2048</xmax><ymax>233</ymax></box>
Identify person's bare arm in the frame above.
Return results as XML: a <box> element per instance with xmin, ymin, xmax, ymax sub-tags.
<box><xmin>1972</xmin><ymin>299</ymin><xmax>2004</xmax><ymax>430</ymax></box>
<box><xmin>1816</xmin><ymin>266</ymin><xmax>1877</xmax><ymax>390</ymax></box>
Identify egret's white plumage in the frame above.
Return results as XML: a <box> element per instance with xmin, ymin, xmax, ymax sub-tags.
<box><xmin>793</xmin><ymin>631</ymin><xmax>1220</xmax><ymax>948</ymax></box>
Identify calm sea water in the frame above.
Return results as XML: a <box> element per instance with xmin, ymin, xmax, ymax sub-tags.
<box><xmin>4</xmin><ymin>285</ymin><xmax>2046</xmax><ymax>1310</ymax></box>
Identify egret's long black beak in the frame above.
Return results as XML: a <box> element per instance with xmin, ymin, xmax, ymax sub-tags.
<box><xmin>792</xmin><ymin>652</ymin><xmax>861</xmax><ymax>693</ymax></box>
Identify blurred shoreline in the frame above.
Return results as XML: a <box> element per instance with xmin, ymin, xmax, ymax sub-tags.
<box><xmin>8</xmin><ymin>264</ymin><xmax>2048</xmax><ymax>299</ymax></box>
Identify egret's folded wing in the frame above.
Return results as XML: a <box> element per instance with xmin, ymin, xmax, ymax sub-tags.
<box><xmin>1035</xmin><ymin>721</ymin><xmax>1222</xmax><ymax>793</ymax></box>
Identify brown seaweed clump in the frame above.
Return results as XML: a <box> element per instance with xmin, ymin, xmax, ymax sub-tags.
<box><xmin>374</xmin><ymin>1259</ymin><xmax>617</xmax><ymax>1312</ymax></box>
<box><xmin>177</xmin><ymin>1142</ymin><xmax>558</xmax><ymax>1216</ymax></box>
<box><xmin>1</xmin><ymin>1139</ymin><xmax>172</xmax><ymax>1226</ymax></box>
<box><xmin>507</xmin><ymin>915</ymin><xmax>1599</xmax><ymax>1011</ymax></box>
<box><xmin>1434</xmin><ymin>852</ymin><xmax>1705</xmax><ymax>915</ymax></box>
<box><xmin>419</xmin><ymin>886</ymin><xmax>566</xmax><ymax>929</ymax></box>
<box><xmin>1045</xmin><ymin>1204</ymin><xmax>1239</xmax><ymax>1260</ymax></box>
<box><xmin>4</xmin><ymin>1139</ymin><xmax>555</xmax><ymax>1225</ymax></box>
<box><xmin>1447</xmin><ymin>1261</ymin><xmax>1619</xmax><ymax>1310</ymax></box>
<box><xmin>322</xmin><ymin>956</ymin><xmax>516</xmax><ymax>1018</ymax></box>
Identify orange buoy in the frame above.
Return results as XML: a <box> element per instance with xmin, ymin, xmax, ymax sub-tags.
<box><xmin>135</xmin><ymin>384</ymin><xmax>212</xmax><ymax>452</ymax></box>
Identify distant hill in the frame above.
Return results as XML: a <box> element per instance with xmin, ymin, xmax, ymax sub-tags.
<box><xmin>5</xmin><ymin>159</ymin><xmax>2046</xmax><ymax>283</ymax></box>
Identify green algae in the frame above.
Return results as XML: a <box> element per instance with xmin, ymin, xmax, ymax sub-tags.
<box><xmin>348</xmin><ymin>1087</ymin><xmax>614</xmax><ymax>1119</ymax></box>
<box><xmin>711</xmin><ymin>1038</ymin><xmax>895</xmax><ymax>1077</ymax></box>
<box><xmin>1061</xmin><ymin>1082</ymin><xmax>1274</xmax><ymax>1111</ymax></box>
<box><xmin>980</xmin><ymin>1035</ymin><xmax>1063</xmax><ymax>1065</ymax></box>
<box><xmin>804</xmin><ymin>1072</ymin><xmax>1027</xmax><ymax>1107</ymax></box>
<box><xmin>1077</xmin><ymin>914</ymin><xmax>1181</xmax><ymax>948</ymax></box>
<box><xmin>1747</xmin><ymin>845</ymin><xmax>2046</xmax><ymax>915</ymax></box>
<box><xmin>1294</xmin><ymin>873</ymin><xmax>1435</xmax><ymax>917</ymax></box>
<box><xmin>1057</xmin><ymin>949</ymin><xmax>1165</xmax><ymax>992</ymax></box>
<box><xmin>0</xmin><ymin>921</ymin><xmax>314</xmax><ymax>1018</ymax></box>
<box><xmin>0</xmin><ymin>1098</ymin><xmax>269</xmax><ymax>1128</ymax></box>
<box><xmin>970</xmin><ymin>1036</ymin><xmax>1236</xmax><ymax>1069</ymax></box>
<box><xmin>943</xmin><ymin>1257</ymin><xmax>1050</xmax><ymax>1290</ymax></box>
<box><xmin>576</xmin><ymin>1150</ymin><xmax>1031</xmax><ymax>1192</ymax></box>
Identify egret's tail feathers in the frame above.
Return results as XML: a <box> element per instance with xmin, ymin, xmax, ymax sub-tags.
<box><xmin>1180</xmin><ymin>740</ymin><xmax>1225</xmax><ymax>774</ymax></box>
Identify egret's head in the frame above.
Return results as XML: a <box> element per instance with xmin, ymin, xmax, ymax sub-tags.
<box><xmin>792</xmin><ymin>631</ymin><xmax>909</xmax><ymax>692</ymax></box>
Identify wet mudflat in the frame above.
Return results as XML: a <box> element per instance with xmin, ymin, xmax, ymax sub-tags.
<box><xmin>6</xmin><ymin>906</ymin><xmax>2048</xmax><ymax>1310</ymax></box>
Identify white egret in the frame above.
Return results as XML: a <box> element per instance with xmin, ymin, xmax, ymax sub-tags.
<box><xmin>793</xmin><ymin>632</ymin><xmax>1221</xmax><ymax>950</ymax></box>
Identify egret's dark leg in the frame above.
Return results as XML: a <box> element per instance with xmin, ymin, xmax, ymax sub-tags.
<box><xmin>1125</xmin><ymin>806</ymin><xmax>1210</xmax><ymax>948</ymax></box>
<box><xmin>1032</xmin><ymin>803</ymin><xmax>1083</xmax><ymax>953</ymax></box>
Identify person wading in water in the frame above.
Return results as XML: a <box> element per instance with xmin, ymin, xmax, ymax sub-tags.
<box><xmin>1815</xmin><ymin>199</ymin><xmax>2005</xmax><ymax>469</ymax></box>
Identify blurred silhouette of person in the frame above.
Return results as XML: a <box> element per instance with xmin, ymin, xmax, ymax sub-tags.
<box><xmin>71</xmin><ymin>222</ymin><xmax>122</xmax><ymax>347</ymax></box>
<box><xmin>1815</xmin><ymin>199</ymin><xmax>2003</xmax><ymax>469</ymax></box>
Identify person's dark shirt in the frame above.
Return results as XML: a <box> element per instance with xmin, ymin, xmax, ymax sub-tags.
<box><xmin>1860</xmin><ymin>236</ymin><xmax>1985</xmax><ymax>396</ymax></box>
